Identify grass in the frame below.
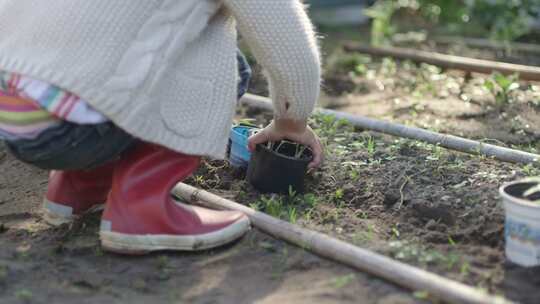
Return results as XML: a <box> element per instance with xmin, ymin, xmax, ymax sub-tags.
<box><xmin>484</xmin><ymin>72</ymin><xmax>520</xmax><ymax>106</ymax></box>
<box><xmin>15</xmin><ymin>289</ymin><xmax>33</xmax><ymax>302</ymax></box>
<box><xmin>388</xmin><ymin>240</ymin><xmax>470</xmax><ymax>275</ymax></box>
<box><xmin>330</xmin><ymin>273</ymin><xmax>356</xmax><ymax>289</ymax></box>
<box><xmin>251</xmin><ymin>190</ymin><xmax>321</xmax><ymax>223</ymax></box>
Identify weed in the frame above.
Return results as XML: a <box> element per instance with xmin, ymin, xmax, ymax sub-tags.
<box><xmin>312</xmin><ymin>113</ymin><xmax>353</xmax><ymax>140</ymax></box>
<box><xmin>15</xmin><ymin>289</ymin><xmax>33</xmax><ymax>302</ymax></box>
<box><xmin>484</xmin><ymin>72</ymin><xmax>520</xmax><ymax>106</ymax></box>
<box><xmin>327</xmin><ymin>52</ymin><xmax>372</xmax><ymax>75</ymax></box>
<box><xmin>349</xmin><ymin>170</ymin><xmax>360</xmax><ymax>181</ymax></box>
<box><xmin>413</xmin><ymin>290</ymin><xmax>430</xmax><ymax>300</ymax></box>
<box><xmin>364</xmin><ymin>0</ymin><xmax>398</xmax><ymax>46</ymax></box>
<box><xmin>303</xmin><ymin>208</ymin><xmax>315</xmax><ymax>222</ymax></box>
<box><xmin>365</xmin><ymin>136</ymin><xmax>376</xmax><ymax>157</ymax></box>
<box><xmin>331</xmin><ymin>274</ymin><xmax>355</xmax><ymax>289</ymax></box>
<box><xmin>448</xmin><ymin>236</ymin><xmax>456</xmax><ymax>246</ymax></box>
<box><xmin>287</xmin><ymin>206</ymin><xmax>297</xmax><ymax>224</ymax></box>
<box><xmin>263</xmin><ymin>196</ymin><xmax>284</xmax><ymax>218</ymax></box>
<box><xmin>358</xmin><ymin>211</ymin><xmax>369</xmax><ymax>220</ymax></box>
<box><xmin>193</xmin><ymin>175</ymin><xmax>205</xmax><ymax>186</ymax></box>
<box><xmin>426</xmin><ymin>144</ymin><xmax>444</xmax><ymax>161</ymax></box>
<box><xmin>249</xmin><ymin>202</ymin><xmax>261</xmax><ymax>211</ymax></box>
<box><xmin>521</xmin><ymin>163</ymin><xmax>540</xmax><ymax>177</ymax></box>
<box><xmin>287</xmin><ymin>186</ymin><xmax>297</xmax><ymax>199</ymax></box>
<box><xmin>353</xmin><ymin>224</ymin><xmax>375</xmax><ymax>243</ymax></box>
<box><xmin>254</xmin><ymin>195</ymin><xmax>302</xmax><ymax>222</ymax></box>
<box><xmin>334</xmin><ymin>188</ymin><xmax>344</xmax><ymax>201</ymax></box>
<box><xmin>381</xmin><ymin>57</ymin><xmax>397</xmax><ymax>76</ymax></box>
<box><xmin>391</xmin><ymin>225</ymin><xmax>400</xmax><ymax>239</ymax></box>
<box><xmin>302</xmin><ymin>193</ymin><xmax>319</xmax><ymax>208</ymax></box>
<box><xmin>389</xmin><ymin>241</ymin><xmax>468</xmax><ymax>274</ymax></box>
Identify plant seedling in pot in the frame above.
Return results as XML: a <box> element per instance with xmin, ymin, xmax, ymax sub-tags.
<box><xmin>247</xmin><ymin>140</ymin><xmax>313</xmax><ymax>194</ymax></box>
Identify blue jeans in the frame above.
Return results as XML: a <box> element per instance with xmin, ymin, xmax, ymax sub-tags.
<box><xmin>5</xmin><ymin>50</ymin><xmax>252</xmax><ymax>171</ymax></box>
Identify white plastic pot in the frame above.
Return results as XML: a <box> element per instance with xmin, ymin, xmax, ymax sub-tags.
<box><xmin>500</xmin><ymin>180</ymin><xmax>540</xmax><ymax>267</ymax></box>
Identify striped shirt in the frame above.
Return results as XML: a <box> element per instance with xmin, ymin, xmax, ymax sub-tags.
<box><xmin>0</xmin><ymin>71</ymin><xmax>107</xmax><ymax>141</ymax></box>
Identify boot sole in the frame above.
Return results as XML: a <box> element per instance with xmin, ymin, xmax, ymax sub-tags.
<box><xmin>99</xmin><ymin>216</ymin><xmax>251</xmax><ymax>254</ymax></box>
<box><xmin>43</xmin><ymin>199</ymin><xmax>104</xmax><ymax>226</ymax></box>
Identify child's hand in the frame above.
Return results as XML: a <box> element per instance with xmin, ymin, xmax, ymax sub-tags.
<box><xmin>248</xmin><ymin>118</ymin><xmax>323</xmax><ymax>169</ymax></box>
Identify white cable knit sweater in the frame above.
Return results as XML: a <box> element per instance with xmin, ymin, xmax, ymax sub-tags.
<box><xmin>0</xmin><ymin>0</ymin><xmax>321</xmax><ymax>158</ymax></box>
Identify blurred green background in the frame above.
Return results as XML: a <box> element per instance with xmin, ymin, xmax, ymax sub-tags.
<box><xmin>307</xmin><ymin>0</ymin><xmax>540</xmax><ymax>45</ymax></box>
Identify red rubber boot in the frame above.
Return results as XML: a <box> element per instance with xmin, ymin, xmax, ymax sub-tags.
<box><xmin>100</xmin><ymin>143</ymin><xmax>250</xmax><ymax>254</ymax></box>
<box><xmin>43</xmin><ymin>163</ymin><xmax>115</xmax><ymax>226</ymax></box>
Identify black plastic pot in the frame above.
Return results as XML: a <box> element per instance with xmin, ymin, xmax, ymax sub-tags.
<box><xmin>247</xmin><ymin>141</ymin><xmax>313</xmax><ymax>194</ymax></box>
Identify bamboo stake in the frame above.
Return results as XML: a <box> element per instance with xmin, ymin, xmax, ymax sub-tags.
<box><xmin>343</xmin><ymin>43</ymin><xmax>540</xmax><ymax>81</ymax></box>
<box><xmin>173</xmin><ymin>183</ymin><xmax>513</xmax><ymax>304</ymax></box>
<box><xmin>432</xmin><ymin>36</ymin><xmax>540</xmax><ymax>55</ymax></box>
<box><xmin>241</xmin><ymin>94</ymin><xmax>540</xmax><ymax>165</ymax></box>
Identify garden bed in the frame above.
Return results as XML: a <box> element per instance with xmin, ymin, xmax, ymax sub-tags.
<box><xmin>0</xmin><ymin>33</ymin><xmax>539</xmax><ymax>303</ymax></box>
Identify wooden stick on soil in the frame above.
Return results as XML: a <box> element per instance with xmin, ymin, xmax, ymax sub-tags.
<box><xmin>343</xmin><ymin>43</ymin><xmax>540</xmax><ymax>81</ymax></box>
<box><xmin>432</xmin><ymin>36</ymin><xmax>540</xmax><ymax>55</ymax></box>
<box><xmin>241</xmin><ymin>94</ymin><xmax>540</xmax><ymax>165</ymax></box>
<box><xmin>173</xmin><ymin>183</ymin><xmax>513</xmax><ymax>304</ymax></box>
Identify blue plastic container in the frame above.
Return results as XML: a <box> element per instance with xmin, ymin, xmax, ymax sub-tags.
<box><xmin>229</xmin><ymin>125</ymin><xmax>258</xmax><ymax>168</ymax></box>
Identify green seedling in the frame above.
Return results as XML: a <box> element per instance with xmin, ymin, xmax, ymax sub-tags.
<box><xmin>263</xmin><ymin>196</ymin><xmax>284</xmax><ymax>218</ymax></box>
<box><xmin>312</xmin><ymin>113</ymin><xmax>353</xmax><ymax>140</ymax></box>
<box><xmin>484</xmin><ymin>72</ymin><xmax>520</xmax><ymax>106</ymax></box>
<box><xmin>365</xmin><ymin>136</ymin><xmax>376</xmax><ymax>157</ymax></box>
<box><xmin>522</xmin><ymin>164</ymin><xmax>540</xmax><ymax>177</ymax></box>
<box><xmin>391</xmin><ymin>225</ymin><xmax>400</xmax><ymax>239</ymax></box>
<box><xmin>270</xmin><ymin>141</ymin><xmax>307</xmax><ymax>159</ymax></box>
<box><xmin>287</xmin><ymin>186</ymin><xmax>297</xmax><ymax>200</ymax></box>
<box><xmin>413</xmin><ymin>290</ymin><xmax>430</xmax><ymax>300</ymax></box>
<box><xmin>364</xmin><ymin>0</ymin><xmax>398</xmax><ymax>46</ymax></box>
<box><xmin>460</xmin><ymin>261</ymin><xmax>471</xmax><ymax>277</ymax></box>
<box><xmin>15</xmin><ymin>289</ymin><xmax>33</xmax><ymax>302</ymax></box>
<box><xmin>334</xmin><ymin>188</ymin><xmax>344</xmax><ymax>201</ymax></box>
<box><xmin>381</xmin><ymin>57</ymin><xmax>397</xmax><ymax>76</ymax></box>
<box><xmin>287</xmin><ymin>206</ymin><xmax>297</xmax><ymax>224</ymax></box>
<box><xmin>426</xmin><ymin>144</ymin><xmax>444</xmax><ymax>161</ymax></box>
<box><xmin>249</xmin><ymin>202</ymin><xmax>261</xmax><ymax>211</ymax></box>
<box><xmin>327</xmin><ymin>52</ymin><xmax>372</xmax><ymax>75</ymax></box>
<box><xmin>302</xmin><ymin>193</ymin><xmax>319</xmax><ymax>208</ymax></box>
<box><xmin>331</xmin><ymin>274</ymin><xmax>355</xmax><ymax>289</ymax></box>
<box><xmin>353</xmin><ymin>224</ymin><xmax>375</xmax><ymax>244</ymax></box>
<box><xmin>448</xmin><ymin>236</ymin><xmax>456</xmax><ymax>246</ymax></box>
<box><xmin>349</xmin><ymin>170</ymin><xmax>360</xmax><ymax>181</ymax></box>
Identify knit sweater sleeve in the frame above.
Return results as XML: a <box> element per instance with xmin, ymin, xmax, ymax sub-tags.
<box><xmin>223</xmin><ymin>0</ymin><xmax>321</xmax><ymax>120</ymax></box>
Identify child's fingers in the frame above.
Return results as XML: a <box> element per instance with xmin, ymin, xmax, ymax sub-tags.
<box><xmin>308</xmin><ymin>137</ymin><xmax>324</xmax><ymax>169</ymax></box>
<box><xmin>247</xmin><ymin>129</ymin><xmax>269</xmax><ymax>151</ymax></box>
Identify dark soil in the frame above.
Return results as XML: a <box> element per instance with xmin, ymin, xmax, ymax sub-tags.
<box><xmin>0</xmin><ymin>144</ymin><xmax>419</xmax><ymax>304</ymax></box>
<box><xmin>233</xmin><ymin>36</ymin><xmax>540</xmax><ymax>303</ymax></box>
